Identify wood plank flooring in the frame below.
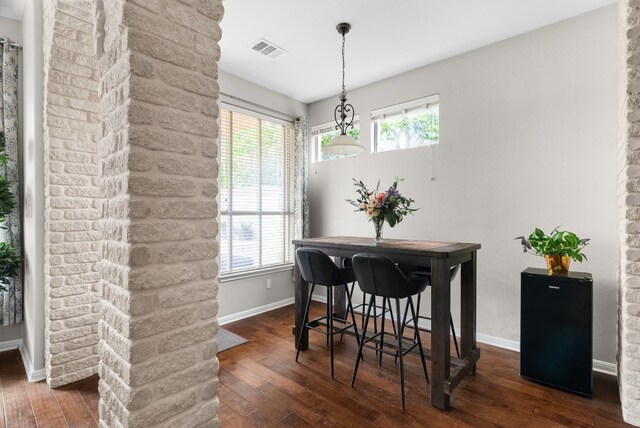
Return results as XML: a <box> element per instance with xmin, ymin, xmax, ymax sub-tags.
<box><xmin>217</xmin><ymin>303</ymin><xmax>631</xmax><ymax>427</ymax></box>
<box><xmin>0</xmin><ymin>350</ymin><xmax>98</xmax><ymax>427</ymax></box>
<box><xmin>0</xmin><ymin>302</ymin><xmax>631</xmax><ymax>427</ymax></box>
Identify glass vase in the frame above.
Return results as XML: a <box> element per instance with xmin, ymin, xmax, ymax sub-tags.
<box><xmin>373</xmin><ymin>218</ymin><xmax>384</xmax><ymax>245</ymax></box>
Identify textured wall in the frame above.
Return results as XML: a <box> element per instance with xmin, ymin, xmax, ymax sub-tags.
<box><xmin>618</xmin><ymin>0</ymin><xmax>640</xmax><ymax>425</ymax></box>
<box><xmin>97</xmin><ymin>0</ymin><xmax>223</xmax><ymax>426</ymax></box>
<box><xmin>42</xmin><ymin>0</ymin><xmax>102</xmax><ymax>387</ymax></box>
<box><xmin>309</xmin><ymin>6</ymin><xmax>618</xmax><ymax>363</ymax></box>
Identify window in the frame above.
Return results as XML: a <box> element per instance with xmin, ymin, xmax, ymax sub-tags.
<box><xmin>219</xmin><ymin>107</ymin><xmax>295</xmax><ymax>276</ymax></box>
<box><xmin>311</xmin><ymin>118</ymin><xmax>360</xmax><ymax>162</ymax></box>
<box><xmin>372</xmin><ymin>95</ymin><xmax>439</xmax><ymax>153</ymax></box>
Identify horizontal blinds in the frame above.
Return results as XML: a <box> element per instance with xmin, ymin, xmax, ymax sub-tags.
<box><xmin>310</xmin><ymin>115</ymin><xmax>360</xmax><ymax>136</ymax></box>
<box><xmin>219</xmin><ymin>108</ymin><xmax>295</xmax><ymax>275</ymax></box>
<box><xmin>370</xmin><ymin>94</ymin><xmax>439</xmax><ymax>121</ymax></box>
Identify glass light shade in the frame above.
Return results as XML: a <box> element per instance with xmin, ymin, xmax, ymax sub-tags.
<box><xmin>323</xmin><ymin>133</ymin><xmax>364</xmax><ymax>155</ymax></box>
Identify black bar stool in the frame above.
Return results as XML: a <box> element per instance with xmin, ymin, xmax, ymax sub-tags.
<box><xmin>351</xmin><ymin>254</ymin><xmax>430</xmax><ymax>411</ymax></box>
<box><xmin>399</xmin><ymin>264</ymin><xmax>461</xmax><ymax>358</ymax></box>
<box><xmin>295</xmin><ymin>248</ymin><xmax>361</xmax><ymax>379</ymax></box>
<box><xmin>342</xmin><ymin>258</ymin><xmax>397</xmax><ymax>340</ymax></box>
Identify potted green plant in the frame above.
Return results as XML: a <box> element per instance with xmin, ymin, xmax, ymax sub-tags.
<box><xmin>0</xmin><ymin>131</ymin><xmax>21</xmax><ymax>292</ymax></box>
<box><xmin>516</xmin><ymin>227</ymin><xmax>589</xmax><ymax>274</ymax></box>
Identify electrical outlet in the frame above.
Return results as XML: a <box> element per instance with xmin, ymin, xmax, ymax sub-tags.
<box><xmin>266</xmin><ymin>279</ymin><xmax>272</xmax><ymax>289</ymax></box>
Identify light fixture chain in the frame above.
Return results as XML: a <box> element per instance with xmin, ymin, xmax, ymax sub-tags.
<box><xmin>341</xmin><ymin>32</ymin><xmax>346</xmax><ymax>99</ymax></box>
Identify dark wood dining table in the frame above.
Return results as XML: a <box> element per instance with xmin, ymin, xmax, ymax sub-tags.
<box><xmin>292</xmin><ymin>236</ymin><xmax>481</xmax><ymax>411</ymax></box>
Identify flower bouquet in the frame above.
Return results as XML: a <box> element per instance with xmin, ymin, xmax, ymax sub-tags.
<box><xmin>346</xmin><ymin>178</ymin><xmax>417</xmax><ymax>244</ymax></box>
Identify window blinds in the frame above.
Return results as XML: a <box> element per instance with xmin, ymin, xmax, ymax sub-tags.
<box><xmin>310</xmin><ymin>116</ymin><xmax>360</xmax><ymax>136</ymax></box>
<box><xmin>219</xmin><ymin>107</ymin><xmax>295</xmax><ymax>275</ymax></box>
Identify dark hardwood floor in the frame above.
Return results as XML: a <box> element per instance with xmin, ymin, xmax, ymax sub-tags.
<box><xmin>218</xmin><ymin>303</ymin><xmax>630</xmax><ymax>427</ymax></box>
<box><xmin>0</xmin><ymin>303</ymin><xmax>631</xmax><ymax>427</ymax></box>
<box><xmin>0</xmin><ymin>349</ymin><xmax>98</xmax><ymax>427</ymax></box>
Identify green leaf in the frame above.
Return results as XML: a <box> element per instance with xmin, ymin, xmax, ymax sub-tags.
<box><xmin>517</xmin><ymin>226</ymin><xmax>589</xmax><ymax>263</ymax></box>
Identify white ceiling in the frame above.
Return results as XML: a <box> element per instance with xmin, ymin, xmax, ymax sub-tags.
<box><xmin>0</xmin><ymin>0</ymin><xmax>24</xmax><ymax>20</ymax></box>
<box><xmin>220</xmin><ymin>0</ymin><xmax>615</xmax><ymax>104</ymax></box>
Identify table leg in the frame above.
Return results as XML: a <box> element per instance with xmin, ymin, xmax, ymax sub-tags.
<box><xmin>461</xmin><ymin>251</ymin><xmax>477</xmax><ymax>375</ymax></box>
<box><xmin>294</xmin><ymin>255</ymin><xmax>309</xmax><ymax>350</ymax></box>
<box><xmin>431</xmin><ymin>257</ymin><xmax>451</xmax><ymax>410</ymax></box>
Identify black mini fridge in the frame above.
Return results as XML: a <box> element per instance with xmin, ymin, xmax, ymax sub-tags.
<box><xmin>520</xmin><ymin>268</ymin><xmax>593</xmax><ymax>397</ymax></box>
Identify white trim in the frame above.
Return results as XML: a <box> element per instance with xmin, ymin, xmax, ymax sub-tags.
<box><xmin>9</xmin><ymin>341</ymin><xmax>46</xmax><ymax>382</ymax></box>
<box><xmin>311</xmin><ymin>294</ymin><xmax>327</xmax><ymax>303</ymax></box>
<box><xmin>0</xmin><ymin>338</ymin><xmax>22</xmax><ymax>352</ymax></box>
<box><xmin>220</xmin><ymin>99</ymin><xmax>294</xmax><ymax>127</ymax></box>
<box><xmin>218</xmin><ymin>297</ymin><xmax>295</xmax><ymax>325</ymax></box>
<box><xmin>476</xmin><ymin>332</ymin><xmax>520</xmax><ymax>352</ymax></box>
<box><xmin>370</xmin><ymin>94</ymin><xmax>439</xmax><ymax>120</ymax></box>
<box><xmin>592</xmin><ymin>360</ymin><xmax>617</xmax><ymax>376</ymax></box>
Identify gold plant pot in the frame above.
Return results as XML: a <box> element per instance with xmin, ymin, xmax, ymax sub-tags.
<box><xmin>545</xmin><ymin>255</ymin><xmax>570</xmax><ymax>275</ymax></box>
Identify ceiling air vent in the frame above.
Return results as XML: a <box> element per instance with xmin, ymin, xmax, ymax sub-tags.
<box><xmin>250</xmin><ymin>39</ymin><xmax>286</xmax><ymax>59</ymax></box>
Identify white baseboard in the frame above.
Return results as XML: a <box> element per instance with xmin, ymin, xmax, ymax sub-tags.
<box><xmin>476</xmin><ymin>332</ymin><xmax>520</xmax><ymax>352</ymax></box>
<box><xmin>0</xmin><ymin>338</ymin><xmax>22</xmax><ymax>352</ymax></box>
<box><xmin>0</xmin><ymin>339</ymin><xmax>45</xmax><ymax>382</ymax></box>
<box><xmin>19</xmin><ymin>343</ymin><xmax>46</xmax><ymax>382</ymax></box>
<box><xmin>311</xmin><ymin>295</ymin><xmax>617</xmax><ymax>376</ymax></box>
<box><xmin>219</xmin><ymin>297</ymin><xmax>295</xmax><ymax>325</ymax></box>
<box><xmin>311</xmin><ymin>294</ymin><xmax>327</xmax><ymax>304</ymax></box>
<box><xmin>592</xmin><ymin>359</ymin><xmax>617</xmax><ymax>376</ymax></box>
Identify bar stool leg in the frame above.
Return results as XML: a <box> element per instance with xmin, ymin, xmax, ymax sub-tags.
<box><xmin>396</xmin><ymin>298</ymin><xmax>409</xmax><ymax>365</ymax></box>
<box><xmin>388</xmin><ymin>297</ymin><xmax>398</xmax><ymax>338</ymax></box>
<box><xmin>345</xmin><ymin>283</ymin><xmax>361</xmax><ymax>349</ymax></box>
<box><xmin>361</xmin><ymin>292</ymin><xmax>366</xmax><ymax>328</ymax></box>
<box><xmin>372</xmin><ymin>296</ymin><xmax>379</xmax><ymax>335</ymax></box>
<box><xmin>296</xmin><ymin>283</ymin><xmax>316</xmax><ymax>362</ymax></box>
<box><xmin>414</xmin><ymin>293</ymin><xmax>422</xmax><ymax>341</ymax></box>
<box><xmin>328</xmin><ymin>286</ymin><xmax>335</xmax><ymax>379</ymax></box>
<box><xmin>352</xmin><ymin>295</ymin><xmax>375</xmax><ymax>387</ymax></box>
<box><xmin>379</xmin><ymin>297</ymin><xmax>387</xmax><ymax>366</ymax></box>
<box><xmin>409</xmin><ymin>296</ymin><xmax>429</xmax><ymax>385</ymax></box>
<box><xmin>396</xmin><ymin>298</ymin><xmax>406</xmax><ymax>411</ymax></box>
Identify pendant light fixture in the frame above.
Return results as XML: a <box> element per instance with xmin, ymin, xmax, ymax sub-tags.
<box><xmin>323</xmin><ymin>22</ymin><xmax>364</xmax><ymax>156</ymax></box>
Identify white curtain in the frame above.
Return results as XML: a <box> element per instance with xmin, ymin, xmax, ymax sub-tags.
<box><xmin>293</xmin><ymin>117</ymin><xmax>309</xmax><ymax>241</ymax></box>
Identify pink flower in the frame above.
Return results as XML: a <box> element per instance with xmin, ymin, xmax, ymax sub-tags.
<box><xmin>377</xmin><ymin>193</ymin><xmax>385</xmax><ymax>201</ymax></box>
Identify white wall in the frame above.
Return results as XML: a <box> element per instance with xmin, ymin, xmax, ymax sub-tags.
<box><xmin>217</xmin><ymin>71</ymin><xmax>307</xmax><ymax>319</ymax></box>
<box><xmin>21</xmin><ymin>0</ymin><xmax>45</xmax><ymax>372</ymax></box>
<box><xmin>308</xmin><ymin>6</ymin><xmax>617</xmax><ymax>364</ymax></box>
<box><xmin>0</xmin><ymin>15</ymin><xmax>23</xmax><ymax>343</ymax></box>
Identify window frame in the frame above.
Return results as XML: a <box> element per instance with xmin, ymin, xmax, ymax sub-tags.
<box><xmin>310</xmin><ymin>116</ymin><xmax>360</xmax><ymax>162</ymax></box>
<box><xmin>218</xmin><ymin>103</ymin><xmax>296</xmax><ymax>280</ymax></box>
<box><xmin>371</xmin><ymin>94</ymin><xmax>440</xmax><ymax>154</ymax></box>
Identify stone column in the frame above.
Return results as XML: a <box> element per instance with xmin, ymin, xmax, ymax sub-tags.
<box><xmin>43</xmin><ymin>0</ymin><xmax>102</xmax><ymax>387</ymax></box>
<box><xmin>97</xmin><ymin>0</ymin><xmax>223</xmax><ymax>426</ymax></box>
<box><xmin>618</xmin><ymin>0</ymin><xmax>640</xmax><ymax>425</ymax></box>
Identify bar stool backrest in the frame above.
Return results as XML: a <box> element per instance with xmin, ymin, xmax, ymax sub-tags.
<box><xmin>296</xmin><ymin>248</ymin><xmax>341</xmax><ymax>286</ymax></box>
<box><xmin>352</xmin><ymin>253</ymin><xmax>428</xmax><ymax>299</ymax></box>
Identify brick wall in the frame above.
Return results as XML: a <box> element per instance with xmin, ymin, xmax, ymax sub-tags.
<box><xmin>43</xmin><ymin>0</ymin><xmax>102</xmax><ymax>388</ymax></box>
<box><xmin>42</xmin><ymin>0</ymin><xmax>223</xmax><ymax>424</ymax></box>
<box><xmin>618</xmin><ymin>0</ymin><xmax>640</xmax><ymax>425</ymax></box>
<box><xmin>97</xmin><ymin>0</ymin><xmax>223</xmax><ymax>426</ymax></box>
